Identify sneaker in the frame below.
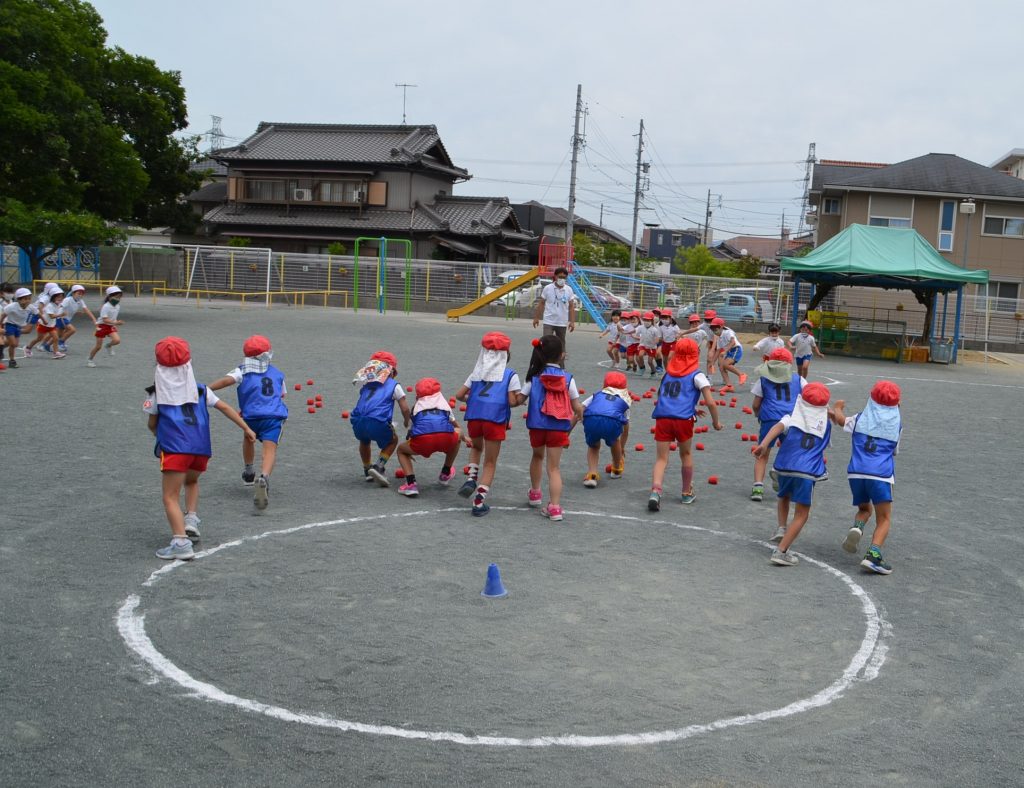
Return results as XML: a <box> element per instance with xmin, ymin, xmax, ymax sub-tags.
<box><xmin>156</xmin><ymin>541</ymin><xmax>195</xmax><ymax>561</ymax></box>
<box><xmin>438</xmin><ymin>469</ymin><xmax>455</xmax><ymax>486</ymax></box>
<box><xmin>52</xmin><ymin>351</ymin><xmax>66</xmax><ymax>359</ymax></box>
<box><xmin>842</xmin><ymin>523</ymin><xmax>865</xmax><ymax>554</ymax></box>
<box><xmin>527</xmin><ymin>488</ymin><xmax>543</xmax><ymax>508</ymax></box>
<box><xmin>363</xmin><ymin>468</ymin><xmax>375</xmax><ymax>482</ymax></box>
<box><xmin>583</xmin><ymin>472</ymin><xmax>599</xmax><ymax>489</ymax></box>
<box><xmin>86</xmin><ymin>360</ymin><xmax>95</xmax><ymax>368</ymax></box>
<box><xmin>750</xmin><ymin>483</ymin><xmax>764</xmax><ymax>502</ymax></box>
<box><xmin>106</xmin><ymin>344</ymin><xmax>115</xmax><ymax>356</ymax></box>
<box><xmin>472</xmin><ymin>502</ymin><xmax>490</xmax><ymax>517</ymax></box>
<box><xmin>183</xmin><ymin>513</ymin><xmax>201</xmax><ymax>541</ymax></box>
<box><xmin>609</xmin><ymin>466</ymin><xmax>624</xmax><ymax>479</ymax></box>
<box><xmin>58</xmin><ymin>342</ymin><xmax>68</xmax><ymax>352</ymax></box>
<box><xmin>458</xmin><ymin>478</ymin><xmax>477</xmax><ymax>498</ymax></box>
<box><xmin>770</xmin><ymin>548</ymin><xmax>798</xmax><ymax>566</ymax></box>
<box><xmin>860</xmin><ymin>547</ymin><xmax>893</xmax><ymax>575</ymax></box>
<box><xmin>397</xmin><ymin>482</ymin><xmax>419</xmax><ymax>498</ymax></box>
<box><xmin>648</xmin><ymin>490</ymin><xmax>661</xmax><ymax>512</ymax></box>
<box><xmin>23</xmin><ymin>347</ymin><xmax>32</xmax><ymax>357</ymax></box>
<box><xmin>41</xmin><ymin>343</ymin><xmax>52</xmax><ymax>353</ymax></box>
<box><xmin>368</xmin><ymin>462</ymin><xmax>390</xmax><ymax>487</ymax></box>
<box><xmin>254</xmin><ymin>475</ymin><xmax>270</xmax><ymax>510</ymax></box>
<box><xmin>738</xmin><ymin>373</ymin><xmax>748</xmax><ymax>385</ymax></box>
<box><xmin>542</xmin><ymin>503</ymin><xmax>564</xmax><ymax>522</ymax></box>
<box><xmin>680</xmin><ymin>490</ymin><xmax>697</xmax><ymax>505</ymax></box>
<box><xmin>768</xmin><ymin>469</ymin><xmax>780</xmax><ymax>492</ymax></box>
<box><xmin>242</xmin><ymin>468</ymin><xmax>256</xmax><ymax>486</ymax></box>
<box><xmin>769</xmin><ymin>525</ymin><xmax>786</xmax><ymax>544</ymax></box>
<box><xmin>7</xmin><ymin>360</ymin><xmax>16</xmax><ymax>368</ymax></box>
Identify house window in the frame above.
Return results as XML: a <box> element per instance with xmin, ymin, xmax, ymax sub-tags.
<box><xmin>982</xmin><ymin>216</ymin><xmax>1024</xmax><ymax>237</ymax></box>
<box><xmin>976</xmin><ymin>281</ymin><xmax>1020</xmax><ymax>313</ymax></box>
<box><xmin>671</xmin><ymin>233</ymin><xmax>682</xmax><ymax>245</ymax></box>
<box><xmin>868</xmin><ymin>217</ymin><xmax>911</xmax><ymax>228</ymax></box>
<box><xmin>244</xmin><ymin>179</ymin><xmax>286</xmax><ymax>201</ymax></box>
<box><xmin>823</xmin><ymin>197</ymin><xmax>841</xmax><ymax>215</ymax></box>
<box><xmin>938</xmin><ymin>200</ymin><xmax>955</xmax><ymax>252</ymax></box>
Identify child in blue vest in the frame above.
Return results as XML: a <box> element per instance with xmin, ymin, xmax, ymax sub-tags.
<box><xmin>519</xmin><ymin>335</ymin><xmax>582</xmax><ymax>522</ymax></box>
<box><xmin>648</xmin><ymin>338</ymin><xmax>722</xmax><ymax>511</ymax></box>
<box><xmin>394</xmin><ymin>378</ymin><xmax>467</xmax><ymax>498</ymax></box>
<box><xmin>209</xmin><ymin>335</ymin><xmax>289</xmax><ymax>511</ymax></box>
<box><xmin>144</xmin><ymin>337</ymin><xmax>256</xmax><ymax>560</ymax></box>
<box><xmin>830</xmin><ymin>381</ymin><xmax>902</xmax><ymax>575</ymax></box>
<box><xmin>575</xmin><ymin>370</ymin><xmax>632</xmax><ymax>488</ymax></box>
<box><xmin>749</xmin><ymin>347</ymin><xmax>804</xmax><ymax>502</ymax></box>
<box><xmin>454</xmin><ymin>332</ymin><xmax>522</xmax><ymax>516</ymax></box>
<box><xmin>753</xmin><ymin>381</ymin><xmax>832</xmax><ymax>567</ymax></box>
<box><xmin>351</xmin><ymin>350</ymin><xmax>411</xmax><ymax>486</ymax></box>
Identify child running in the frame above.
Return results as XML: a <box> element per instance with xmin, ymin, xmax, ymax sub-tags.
<box><xmin>56</xmin><ymin>284</ymin><xmax>97</xmax><ymax>352</ymax></box>
<box><xmin>621</xmin><ymin>312</ymin><xmax>641</xmax><ymax>372</ymax></box>
<box><xmin>752</xmin><ymin>323</ymin><xmax>785</xmax><ymax>361</ymax></box>
<box><xmin>658</xmin><ymin>311</ymin><xmax>680</xmax><ymax>370</ymax></box>
<box><xmin>520</xmin><ymin>335</ymin><xmax>583</xmax><ymax>522</ymax></box>
<box><xmin>2</xmin><ymin>288</ymin><xmax>33</xmax><ymax>368</ymax></box>
<box><xmin>455</xmin><ymin>331</ymin><xmax>521</xmax><ymax>516</ymax></box>
<box><xmin>208</xmin><ymin>335</ymin><xmax>288</xmax><ymax>511</ymax></box>
<box><xmin>395</xmin><ymin>378</ymin><xmax>466</xmax><ymax>498</ymax></box>
<box><xmin>87</xmin><ymin>286</ymin><xmax>125</xmax><ymax>367</ymax></box>
<box><xmin>24</xmin><ymin>288</ymin><xmax>67</xmax><ymax>359</ymax></box>
<box><xmin>144</xmin><ymin>336</ymin><xmax>256</xmax><ymax>560</ymax></box>
<box><xmin>789</xmin><ymin>320</ymin><xmax>825</xmax><ymax>378</ymax></box>
<box><xmin>599</xmin><ymin>309</ymin><xmax>623</xmax><ymax>369</ymax></box>
<box><xmin>753</xmin><ymin>381</ymin><xmax>832</xmax><ymax>567</ymax></box>
<box><xmin>350</xmin><ymin>350</ymin><xmax>411</xmax><ymax>486</ymax></box>
<box><xmin>709</xmin><ymin>317</ymin><xmax>747</xmax><ymax>392</ymax></box>
<box><xmin>749</xmin><ymin>348</ymin><xmax>804</xmax><ymax>502</ymax></box>
<box><xmin>648</xmin><ymin>338</ymin><xmax>722</xmax><ymax>511</ymax></box>
<box><xmin>575</xmin><ymin>370</ymin><xmax>631</xmax><ymax>488</ymax></box>
<box><xmin>638</xmin><ymin>311</ymin><xmax>661</xmax><ymax>376</ymax></box>
<box><xmin>830</xmin><ymin>381</ymin><xmax>903</xmax><ymax>575</ymax></box>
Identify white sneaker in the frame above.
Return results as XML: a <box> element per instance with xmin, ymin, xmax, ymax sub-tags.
<box><xmin>769</xmin><ymin>526</ymin><xmax>787</xmax><ymax>544</ymax></box>
<box><xmin>183</xmin><ymin>513</ymin><xmax>201</xmax><ymax>541</ymax></box>
<box><xmin>52</xmin><ymin>352</ymin><xmax>67</xmax><ymax>359</ymax></box>
<box><xmin>86</xmin><ymin>360</ymin><xmax>96</xmax><ymax>368</ymax></box>
<box><xmin>106</xmin><ymin>344</ymin><xmax>115</xmax><ymax>356</ymax></box>
<box><xmin>770</xmin><ymin>548</ymin><xmax>798</xmax><ymax>566</ymax></box>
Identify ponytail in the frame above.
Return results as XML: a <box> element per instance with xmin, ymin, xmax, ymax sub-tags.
<box><xmin>526</xmin><ymin>335</ymin><xmax>563</xmax><ymax>381</ymax></box>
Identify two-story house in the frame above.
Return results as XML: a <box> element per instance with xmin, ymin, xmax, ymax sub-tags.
<box><xmin>808</xmin><ymin>153</ymin><xmax>1024</xmax><ymax>315</ymax></box>
<box><xmin>188</xmin><ymin>123</ymin><xmax>533</xmax><ymax>263</ymax></box>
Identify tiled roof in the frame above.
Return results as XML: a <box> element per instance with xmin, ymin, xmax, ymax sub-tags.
<box><xmin>187</xmin><ymin>182</ymin><xmax>227</xmax><ymax>202</ymax></box>
<box><xmin>431</xmin><ymin>196</ymin><xmax>524</xmax><ymax>236</ymax></box>
<box><xmin>520</xmin><ymin>200</ymin><xmax>633</xmax><ymax>245</ymax></box>
<box><xmin>189</xmin><ymin>158</ymin><xmax>228</xmax><ymax>177</ymax></box>
<box><xmin>815</xmin><ymin>153</ymin><xmax>1024</xmax><ymax>199</ymax></box>
<box><xmin>213</xmin><ymin>122</ymin><xmax>469</xmax><ymax>178</ymax></box>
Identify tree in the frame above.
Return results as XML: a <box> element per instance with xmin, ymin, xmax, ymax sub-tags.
<box><xmin>0</xmin><ymin>0</ymin><xmax>201</xmax><ymax>279</ymax></box>
<box><xmin>675</xmin><ymin>244</ymin><xmax>765</xmax><ymax>280</ymax></box>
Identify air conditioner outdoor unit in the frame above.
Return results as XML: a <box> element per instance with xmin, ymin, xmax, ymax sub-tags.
<box><xmin>292</xmin><ymin>188</ymin><xmax>312</xmax><ymax>201</ymax></box>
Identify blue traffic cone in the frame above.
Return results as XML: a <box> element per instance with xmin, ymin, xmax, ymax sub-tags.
<box><xmin>481</xmin><ymin>563</ymin><xmax>508</xmax><ymax>598</ymax></box>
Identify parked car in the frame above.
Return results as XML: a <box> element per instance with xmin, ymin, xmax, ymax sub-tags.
<box><xmin>674</xmin><ymin>287</ymin><xmax>775</xmax><ymax>323</ymax></box>
<box><xmin>483</xmin><ymin>270</ymin><xmax>545</xmax><ymax>307</ymax></box>
<box><xmin>589</xmin><ymin>285</ymin><xmax>632</xmax><ymax>311</ymax></box>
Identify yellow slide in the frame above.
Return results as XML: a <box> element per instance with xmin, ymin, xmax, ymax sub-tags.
<box><xmin>446</xmin><ymin>268</ymin><xmax>539</xmax><ymax>320</ymax></box>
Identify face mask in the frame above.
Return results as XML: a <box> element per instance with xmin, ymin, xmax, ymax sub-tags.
<box><xmin>555</xmin><ymin>278</ymin><xmax>566</xmax><ymax>286</ymax></box>
<box><xmin>109</xmin><ymin>298</ymin><xmax>120</xmax><ymax>306</ymax></box>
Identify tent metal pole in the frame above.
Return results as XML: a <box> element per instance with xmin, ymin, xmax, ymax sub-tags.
<box><xmin>790</xmin><ymin>276</ymin><xmax>800</xmax><ymax>332</ymax></box>
<box><xmin>952</xmin><ymin>286</ymin><xmax>963</xmax><ymax>363</ymax></box>
<box><xmin>941</xmin><ymin>291</ymin><xmax>948</xmax><ymax>339</ymax></box>
<box><xmin>930</xmin><ymin>293</ymin><xmax>938</xmax><ymax>340</ymax></box>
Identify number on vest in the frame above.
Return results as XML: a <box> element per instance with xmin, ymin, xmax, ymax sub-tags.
<box><xmin>863</xmin><ymin>436</ymin><xmax>877</xmax><ymax>453</ymax></box>
<box><xmin>772</xmin><ymin>382</ymin><xmax>791</xmax><ymax>402</ymax></box>
<box><xmin>261</xmin><ymin>376</ymin><xmax>274</xmax><ymax>396</ymax></box>
<box><xmin>182</xmin><ymin>403</ymin><xmax>197</xmax><ymax>426</ymax></box>
<box><xmin>663</xmin><ymin>380</ymin><xmax>682</xmax><ymax>398</ymax></box>
<box><xmin>478</xmin><ymin>381</ymin><xmax>495</xmax><ymax>397</ymax></box>
<box><xmin>799</xmin><ymin>433</ymin><xmax>816</xmax><ymax>449</ymax></box>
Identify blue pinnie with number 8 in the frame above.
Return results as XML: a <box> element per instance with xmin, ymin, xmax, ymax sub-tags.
<box><xmin>209</xmin><ymin>335</ymin><xmax>289</xmax><ymax>512</ymax></box>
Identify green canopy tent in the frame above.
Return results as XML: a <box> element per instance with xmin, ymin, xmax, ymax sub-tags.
<box><xmin>780</xmin><ymin>224</ymin><xmax>989</xmax><ymax>362</ymax></box>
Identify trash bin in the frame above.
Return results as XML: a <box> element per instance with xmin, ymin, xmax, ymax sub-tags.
<box><xmin>929</xmin><ymin>340</ymin><xmax>953</xmax><ymax>364</ymax></box>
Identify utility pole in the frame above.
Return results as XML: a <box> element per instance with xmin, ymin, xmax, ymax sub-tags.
<box><xmin>599</xmin><ymin>203</ymin><xmax>604</xmax><ymax>228</ymax></box>
<box><xmin>566</xmin><ymin>84</ymin><xmax>584</xmax><ymax>255</ymax></box>
<box><xmin>395</xmin><ymin>83</ymin><xmax>417</xmax><ymax>124</ymax></box>
<box><xmin>628</xmin><ymin>118</ymin><xmax>645</xmax><ymax>279</ymax></box>
<box><xmin>799</xmin><ymin>142</ymin><xmax>816</xmax><ymax>234</ymax></box>
<box><xmin>703</xmin><ymin>189</ymin><xmax>712</xmax><ymax>246</ymax></box>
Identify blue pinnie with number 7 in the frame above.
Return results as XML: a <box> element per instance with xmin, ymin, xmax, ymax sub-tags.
<box><xmin>749</xmin><ymin>347</ymin><xmax>804</xmax><ymax>503</ymax></box>
<box><xmin>208</xmin><ymin>335</ymin><xmax>289</xmax><ymax>512</ymax></box>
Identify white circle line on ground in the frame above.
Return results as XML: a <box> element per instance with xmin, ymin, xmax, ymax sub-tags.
<box><xmin>117</xmin><ymin>508</ymin><xmax>891</xmax><ymax>748</ymax></box>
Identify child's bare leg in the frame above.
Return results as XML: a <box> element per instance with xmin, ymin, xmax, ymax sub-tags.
<box><xmin>869</xmin><ymin>502</ymin><xmax>892</xmax><ymax>547</ymax></box>
<box><xmin>378</xmin><ymin>435</ymin><xmax>398</xmax><ymax>465</ymax></box>
<box><xmin>855</xmin><ymin>501</ymin><xmax>873</xmax><ymax>528</ymax></box>
<box><xmin>546</xmin><ymin>446</ymin><xmax>564</xmax><ymax>506</ymax></box>
<box><xmin>478</xmin><ymin>439</ymin><xmax>501</xmax><ymax>488</ymax></box>
<box><xmin>88</xmin><ymin>337</ymin><xmax>103</xmax><ymax>360</ymax></box>
<box><xmin>442</xmin><ymin>434</ymin><xmax>461</xmax><ymax>469</ymax></box>
<box><xmin>754</xmin><ymin>442</ymin><xmax>771</xmax><ymax>485</ymax></box>
<box><xmin>396</xmin><ymin>442</ymin><xmax>414</xmax><ymax>476</ymax></box>
<box><xmin>107</xmin><ymin>330</ymin><xmax>121</xmax><ymax>348</ymax></box>
<box><xmin>259</xmin><ymin>440</ymin><xmax>278</xmax><ymax>478</ymax></box>
<box><xmin>161</xmin><ymin>471</ymin><xmax>187</xmax><ymax>537</ymax></box>
<box><xmin>61</xmin><ymin>324</ymin><xmax>76</xmax><ymax>342</ymax></box>
<box><xmin>679</xmin><ymin>442</ymin><xmax>694</xmax><ymax>493</ymax></box>
<box><xmin>777</xmin><ymin>496</ymin><xmax>791</xmax><ymax>531</ymax></box>
<box><xmin>183</xmin><ymin>469</ymin><xmax>201</xmax><ymax>515</ymax></box>
<box><xmin>358</xmin><ymin>441</ymin><xmax>372</xmax><ymax>467</ymax></box>
<box><xmin>242</xmin><ymin>435</ymin><xmax>256</xmax><ymax>466</ymax></box>
<box><xmin>651</xmin><ymin>441</ymin><xmax>670</xmax><ymax>490</ymax></box>
<box><xmin>529</xmin><ymin>446</ymin><xmax>545</xmax><ymax>490</ymax></box>
<box><xmin>778</xmin><ymin>502</ymin><xmax>811</xmax><ymax>552</ymax></box>
<box><xmin>586</xmin><ymin>444</ymin><xmax>600</xmax><ymax>475</ymax></box>
<box><xmin>610</xmin><ymin>439</ymin><xmax>624</xmax><ymax>471</ymax></box>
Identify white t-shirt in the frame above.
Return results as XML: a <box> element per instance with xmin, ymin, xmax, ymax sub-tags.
<box><xmin>639</xmin><ymin>324</ymin><xmax>661</xmax><ymax>349</ymax></box>
<box><xmin>790</xmin><ymin>332</ymin><xmax>818</xmax><ymax>358</ymax></box>
<box><xmin>660</xmin><ymin>323</ymin><xmax>681</xmax><ymax>342</ymax></box>
<box><xmin>64</xmin><ymin>296</ymin><xmax>89</xmax><ymax>320</ymax></box>
<box><xmin>580</xmin><ymin>393</ymin><xmax>631</xmax><ymax>421</ymax></box>
<box><xmin>520</xmin><ymin>376</ymin><xmax>580</xmax><ymax>400</ymax></box>
<box><xmin>715</xmin><ymin>328</ymin><xmax>740</xmax><ymax>350</ymax></box>
<box><xmin>40</xmin><ymin>301</ymin><xmax>64</xmax><ymax>328</ymax></box>
<box><xmin>539</xmin><ymin>282</ymin><xmax>572</xmax><ymax>327</ymax></box>
<box><xmin>28</xmin><ymin>293</ymin><xmax>50</xmax><ymax>316</ymax></box>
<box><xmin>753</xmin><ymin>336</ymin><xmax>785</xmax><ymax>356</ymax></box>
<box><xmin>99</xmin><ymin>302</ymin><xmax>121</xmax><ymax>324</ymax></box>
<box><xmin>143</xmin><ymin>386</ymin><xmax>220</xmax><ymax>415</ymax></box>
<box><xmin>751</xmin><ymin>375</ymin><xmax>806</xmax><ymax>398</ymax></box>
<box><xmin>3</xmin><ymin>302</ymin><xmax>30</xmax><ymax>327</ymax></box>
<box><xmin>462</xmin><ymin>372</ymin><xmax>522</xmax><ymax>392</ymax></box>
<box><xmin>604</xmin><ymin>321</ymin><xmax>621</xmax><ymax>342</ymax></box>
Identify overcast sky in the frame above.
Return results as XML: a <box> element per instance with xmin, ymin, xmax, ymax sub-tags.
<box><xmin>91</xmin><ymin>0</ymin><xmax>1023</xmax><ymax>243</ymax></box>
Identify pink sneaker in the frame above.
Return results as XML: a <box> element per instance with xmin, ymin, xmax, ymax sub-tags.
<box><xmin>527</xmin><ymin>488</ymin><xmax>543</xmax><ymax>508</ymax></box>
<box><xmin>542</xmin><ymin>504</ymin><xmax>564</xmax><ymax>522</ymax></box>
<box><xmin>397</xmin><ymin>482</ymin><xmax>419</xmax><ymax>497</ymax></box>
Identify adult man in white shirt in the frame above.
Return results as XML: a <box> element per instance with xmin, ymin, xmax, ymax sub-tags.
<box><xmin>532</xmin><ymin>266</ymin><xmax>576</xmax><ymax>347</ymax></box>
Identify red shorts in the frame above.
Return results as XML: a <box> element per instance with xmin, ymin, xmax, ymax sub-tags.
<box><xmin>160</xmin><ymin>452</ymin><xmax>209</xmax><ymax>473</ymax></box>
<box><xmin>641</xmin><ymin>347</ymin><xmax>658</xmax><ymax>357</ymax></box>
<box><xmin>36</xmin><ymin>325</ymin><xmax>57</xmax><ymax>335</ymax></box>
<box><xmin>654</xmin><ymin>417</ymin><xmax>695</xmax><ymax>443</ymax></box>
<box><xmin>467</xmin><ymin>419</ymin><xmax>507</xmax><ymax>442</ymax></box>
<box><xmin>661</xmin><ymin>341</ymin><xmax>675</xmax><ymax>355</ymax></box>
<box><xmin>625</xmin><ymin>345</ymin><xmax>639</xmax><ymax>357</ymax></box>
<box><xmin>95</xmin><ymin>324</ymin><xmax>117</xmax><ymax>338</ymax></box>
<box><xmin>529</xmin><ymin>428</ymin><xmax>570</xmax><ymax>449</ymax></box>
<box><xmin>409</xmin><ymin>431</ymin><xmax>460</xmax><ymax>458</ymax></box>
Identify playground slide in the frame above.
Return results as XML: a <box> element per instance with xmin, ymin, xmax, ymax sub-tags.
<box><xmin>446</xmin><ymin>269</ymin><xmax>539</xmax><ymax>320</ymax></box>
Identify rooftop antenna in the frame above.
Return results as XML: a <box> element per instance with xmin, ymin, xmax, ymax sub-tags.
<box><xmin>395</xmin><ymin>83</ymin><xmax>418</xmax><ymax>124</ymax></box>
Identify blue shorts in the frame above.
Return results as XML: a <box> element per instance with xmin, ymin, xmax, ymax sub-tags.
<box><xmin>777</xmin><ymin>475</ymin><xmax>815</xmax><ymax>505</ymax></box>
<box><xmin>55</xmin><ymin>318</ymin><xmax>69</xmax><ymax>329</ymax></box>
<box><xmin>352</xmin><ymin>418</ymin><xmax>396</xmax><ymax>450</ymax></box>
<box><xmin>245</xmin><ymin>416</ymin><xmax>286</xmax><ymax>443</ymax></box>
<box><xmin>849</xmin><ymin>478</ymin><xmax>893</xmax><ymax>505</ymax></box>
<box><xmin>617</xmin><ymin>344</ymin><xmax>627</xmax><ymax>353</ymax></box>
<box><xmin>758</xmin><ymin>419</ymin><xmax>780</xmax><ymax>443</ymax></box>
<box><xmin>27</xmin><ymin>313</ymin><xmax>40</xmax><ymax>325</ymax></box>
<box><xmin>4</xmin><ymin>324</ymin><xmax>21</xmax><ymax>338</ymax></box>
<box><xmin>796</xmin><ymin>354</ymin><xmax>811</xmax><ymax>367</ymax></box>
<box><xmin>583</xmin><ymin>415</ymin><xmax>624</xmax><ymax>448</ymax></box>
<box><xmin>725</xmin><ymin>346</ymin><xmax>743</xmax><ymax>362</ymax></box>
